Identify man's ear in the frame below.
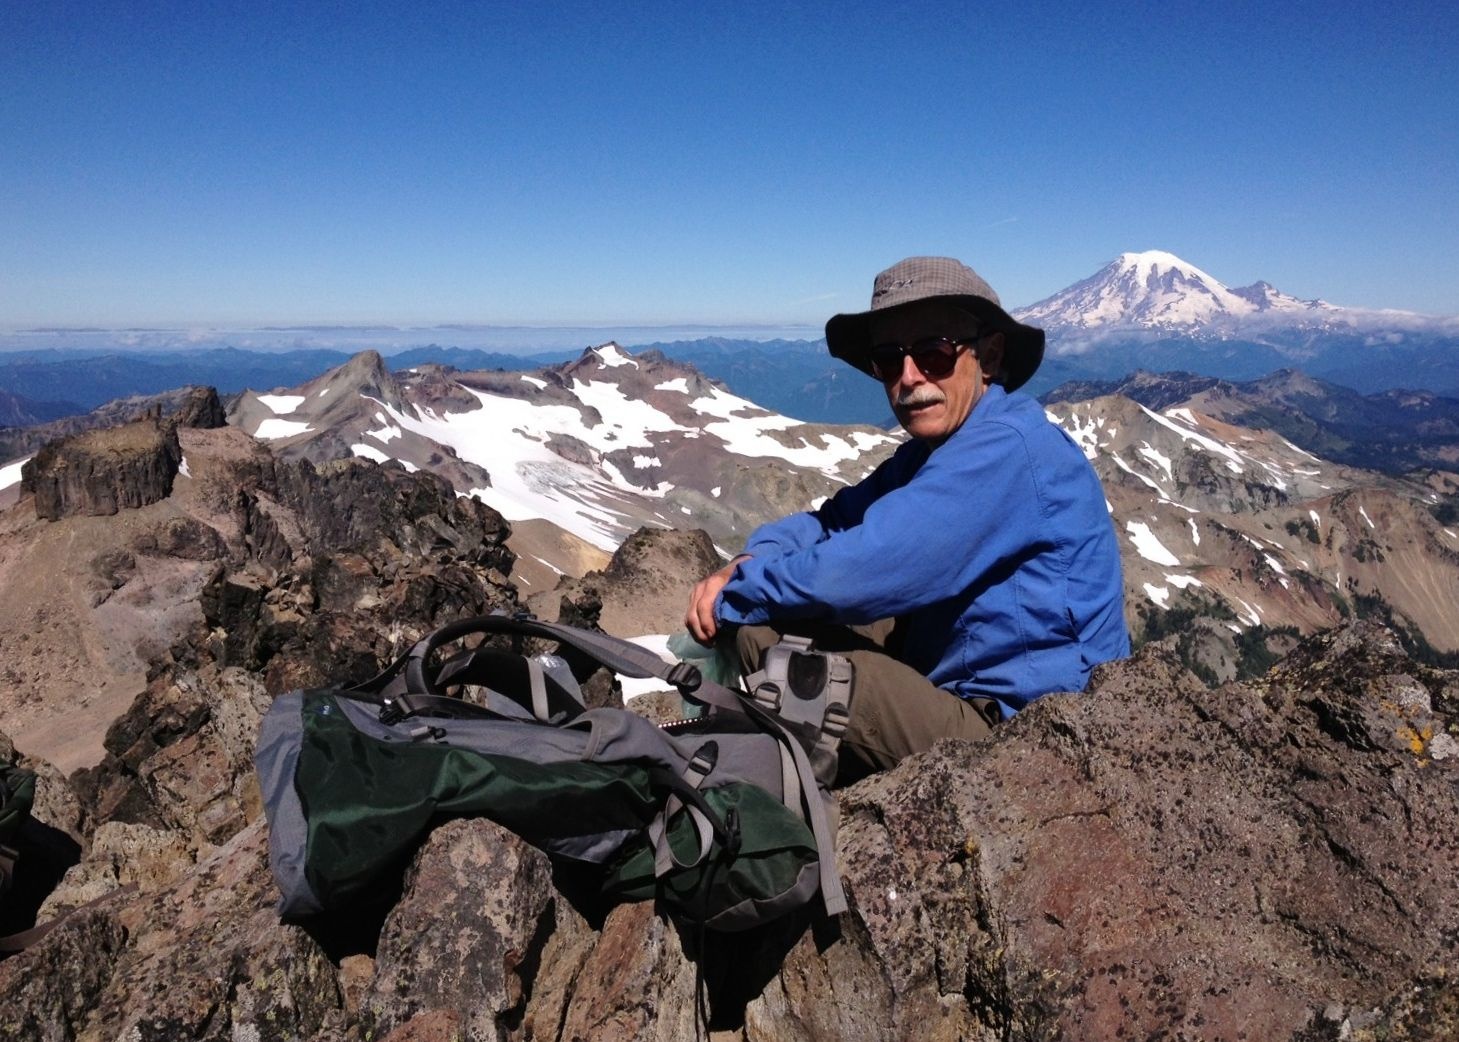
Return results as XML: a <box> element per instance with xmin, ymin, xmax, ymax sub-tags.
<box><xmin>977</xmin><ymin>332</ymin><xmax>1005</xmax><ymax>386</ymax></box>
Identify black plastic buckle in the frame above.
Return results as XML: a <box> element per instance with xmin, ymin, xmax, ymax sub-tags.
<box><xmin>378</xmin><ymin>698</ymin><xmax>405</xmax><ymax>725</ymax></box>
<box><xmin>666</xmin><ymin>662</ymin><xmax>703</xmax><ymax>694</ymax></box>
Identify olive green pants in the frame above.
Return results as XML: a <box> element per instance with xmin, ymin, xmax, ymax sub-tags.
<box><xmin>729</xmin><ymin>622</ymin><xmax>998</xmax><ymax>780</ymax></box>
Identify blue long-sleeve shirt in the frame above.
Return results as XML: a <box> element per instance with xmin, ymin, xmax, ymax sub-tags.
<box><xmin>715</xmin><ymin>384</ymin><xmax>1129</xmax><ymax>719</ymax></box>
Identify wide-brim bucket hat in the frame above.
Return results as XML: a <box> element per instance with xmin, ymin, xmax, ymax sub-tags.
<box><xmin>825</xmin><ymin>256</ymin><xmax>1045</xmax><ymax>392</ymax></box>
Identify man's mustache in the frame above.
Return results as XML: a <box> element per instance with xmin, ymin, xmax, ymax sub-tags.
<box><xmin>895</xmin><ymin>388</ymin><xmax>945</xmax><ymax>409</ymax></box>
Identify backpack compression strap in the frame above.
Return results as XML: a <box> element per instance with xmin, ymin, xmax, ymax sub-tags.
<box><xmin>647</xmin><ymin>742</ymin><xmax>720</xmax><ymax>876</ymax></box>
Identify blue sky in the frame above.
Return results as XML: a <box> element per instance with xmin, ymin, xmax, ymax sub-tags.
<box><xmin>3</xmin><ymin>0</ymin><xmax>1456</xmax><ymax>331</ymax></box>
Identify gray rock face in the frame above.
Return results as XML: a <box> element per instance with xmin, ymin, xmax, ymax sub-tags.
<box><xmin>361</xmin><ymin>818</ymin><xmax>560</xmax><ymax>1040</ymax></box>
<box><xmin>22</xmin><ymin>416</ymin><xmax>182</xmax><ymax>520</ymax></box>
<box><xmin>5</xmin><ymin>619</ymin><xmax>1458</xmax><ymax>1041</ymax></box>
<box><xmin>167</xmin><ymin>386</ymin><xmax>228</xmax><ymax>430</ymax></box>
<box><xmin>63</xmin><ymin>451</ymin><xmax>520</xmax><ymax>859</ymax></box>
<box><xmin>532</xmin><ymin>525</ymin><xmax>721</xmax><ymax>637</ymax></box>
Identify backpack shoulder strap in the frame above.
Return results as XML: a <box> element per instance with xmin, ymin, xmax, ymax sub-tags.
<box><xmin>398</xmin><ymin>614</ymin><xmax>752</xmax><ymax>713</ymax></box>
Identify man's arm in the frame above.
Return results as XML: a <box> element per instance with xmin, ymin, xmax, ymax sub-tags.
<box><xmin>683</xmin><ymin>445</ymin><xmax>919</xmax><ymax>643</ymax></box>
<box><xmin>718</xmin><ymin>422</ymin><xmax>1046</xmax><ymax>626</ymax></box>
<box><xmin>685</xmin><ymin>553</ymin><xmax>751</xmax><ymax>644</ymax></box>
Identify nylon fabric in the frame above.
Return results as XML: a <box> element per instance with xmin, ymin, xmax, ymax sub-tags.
<box><xmin>296</xmin><ymin>692</ymin><xmax>662</xmax><ymax>911</ymax></box>
<box><xmin>604</xmin><ymin>781</ymin><xmax>820</xmax><ymax>931</ymax></box>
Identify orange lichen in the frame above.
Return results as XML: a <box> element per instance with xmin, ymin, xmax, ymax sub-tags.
<box><xmin>1396</xmin><ymin>723</ymin><xmax>1434</xmax><ymax>757</ymax></box>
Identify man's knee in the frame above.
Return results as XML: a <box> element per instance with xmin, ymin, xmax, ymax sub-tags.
<box><xmin>727</xmin><ymin>623</ymin><xmax>782</xmax><ymax>675</ymax></box>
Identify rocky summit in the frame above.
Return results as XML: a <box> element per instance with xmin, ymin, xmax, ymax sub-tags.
<box><xmin>3</xmin><ymin>374</ymin><xmax>1459</xmax><ymax>1040</ymax></box>
<box><xmin>3</xmin><ymin>504</ymin><xmax>1459</xmax><ymax>1042</ymax></box>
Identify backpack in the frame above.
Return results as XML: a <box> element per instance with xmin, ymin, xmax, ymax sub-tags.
<box><xmin>255</xmin><ymin>613</ymin><xmax>851</xmax><ymax>932</ymax></box>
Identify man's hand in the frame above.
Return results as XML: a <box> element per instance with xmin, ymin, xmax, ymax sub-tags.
<box><xmin>685</xmin><ymin>555</ymin><xmax>750</xmax><ymax>645</ymax></box>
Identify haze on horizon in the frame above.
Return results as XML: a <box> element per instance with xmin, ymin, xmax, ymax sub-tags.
<box><xmin>2</xmin><ymin>2</ymin><xmax>1455</xmax><ymax>330</ymax></box>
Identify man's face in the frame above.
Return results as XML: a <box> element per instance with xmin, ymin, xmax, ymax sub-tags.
<box><xmin>868</xmin><ymin>301</ymin><xmax>1003</xmax><ymax>445</ymax></box>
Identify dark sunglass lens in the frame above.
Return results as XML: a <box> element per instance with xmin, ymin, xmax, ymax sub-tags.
<box><xmin>869</xmin><ymin>345</ymin><xmax>903</xmax><ymax>380</ymax></box>
<box><xmin>909</xmin><ymin>339</ymin><xmax>959</xmax><ymax>377</ymax></box>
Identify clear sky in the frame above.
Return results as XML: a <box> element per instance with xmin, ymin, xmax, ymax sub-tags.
<box><xmin>3</xmin><ymin>0</ymin><xmax>1456</xmax><ymax>331</ymax></box>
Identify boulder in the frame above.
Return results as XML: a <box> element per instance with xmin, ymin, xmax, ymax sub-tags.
<box><xmin>532</xmin><ymin>525</ymin><xmax>721</xmax><ymax>637</ymax></box>
<box><xmin>167</xmin><ymin>386</ymin><xmax>227</xmax><ymax>430</ymax></box>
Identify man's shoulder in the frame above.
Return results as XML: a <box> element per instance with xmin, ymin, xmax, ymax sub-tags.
<box><xmin>957</xmin><ymin>387</ymin><xmax>1059</xmax><ymax>443</ymax></box>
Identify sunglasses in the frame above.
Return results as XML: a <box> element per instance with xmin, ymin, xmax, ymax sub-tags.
<box><xmin>868</xmin><ymin>337</ymin><xmax>975</xmax><ymax>382</ymax></box>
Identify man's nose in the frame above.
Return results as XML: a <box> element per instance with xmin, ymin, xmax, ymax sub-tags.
<box><xmin>897</xmin><ymin>352</ymin><xmax>927</xmax><ymax>386</ymax></box>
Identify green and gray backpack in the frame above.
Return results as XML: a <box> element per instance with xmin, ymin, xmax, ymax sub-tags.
<box><xmin>256</xmin><ymin>614</ymin><xmax>852</xmax><ymax>932</ymax></box>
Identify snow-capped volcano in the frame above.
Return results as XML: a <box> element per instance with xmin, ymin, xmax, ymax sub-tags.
<box><xmin>1014</xmin><ymin>250</ymin><xmax>1335</xmax><ymax>332</ymax></box>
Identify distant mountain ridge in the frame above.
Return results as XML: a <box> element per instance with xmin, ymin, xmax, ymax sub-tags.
<box><xmin>1046</xmin><ymin>369</ymin><xmax>1459</xmax><ymax>474</ymax></box>
<box><xmin>223</xmin><ymin>343</ymin><xmax>902</xmax><ymax>592</ymax></box>
<box><xmin>4</xmin><ymin>249</ymin><xmax>1456</xmax><ymax>427</ymax></box>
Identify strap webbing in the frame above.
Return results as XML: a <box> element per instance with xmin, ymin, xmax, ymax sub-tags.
<box><xmin>0</xmin><ymin>884</ymin><xmax>138</xmax><ymax>958</ymax></box>
<box><xmin>527</xmin><ymin>657</ymin><xmax>549</xmax><ymax>722</ymax></box>
<box><xmin>649</xmin><ymin>744</ymin><xmax>719</xmax><ymax>876</ymax></box>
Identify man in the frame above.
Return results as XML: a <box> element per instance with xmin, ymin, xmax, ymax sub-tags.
<box><xmin>685</xmin><ymin>256</ymin><xmax>1129</xmax><ymax>777</ymax></box>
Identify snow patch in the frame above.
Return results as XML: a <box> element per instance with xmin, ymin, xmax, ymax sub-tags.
<box><xmin>1143</xmin><ymin>583</ymin><xmax>1171</xmax><ymax>608</ymax></box>
<box><xmin>257</xmin><ymin>394</ymin><xmax>306</xmax><ymax>414</ymax></box>
<box><xmin>351</xmin><ymin>443</ymin><xmax>390</xmax><ymax>464</ymax></box>
<box><xmin>254</xmin><ymin>418</ymin><xmax>314</xmax><ymax>440</ymax></box>
<box><xmin>1111</xmin><ymin>454</ymin><xmax>1163</xmax><ymax>493</ymax></box>
<box><xmin>365</xmin><ymin>418</ymin><xmax>402</xmax><ymax>443</ymax></box>
<box><xmin>1359</xmin><ymin>505</ymin><xmax>1375</xmax><ymax>529</ymax></box>
<box><xmin>571</xmin><ymin>379</ymin><xmax>694</xmax><ymax>450</ymax></box>
<box><xmin>655</xmin><ymin>378</ymin><xmax>690</xmax><ymax>393</ymax></box>
<box><xmin>593</xmin><ymin>344</ymin><xmax>638</xmax><ymax>368</ymax></box>
<box><xmin>367</xmin><ymin>389</ymin><xmax>644</xmax><ymax>551</ymax></box>
<box><xmin>1050</xmin><ymin>408</ymin><xmax>1103</xmax><ymax>460</ymax></box>
<box><xmin>1126</xmin><ymin>521</ymin><xmax>1181</xmax><ymax>566</ymax></box>
<box><xmin>178</xmin><ymin>456</ymin><xmax>191</xmax><ymax>479</ymax></box>
<box><xmin>1166</xmin><ymin>574</ymin><xmax>1203</xmax><ymax>589</ymax></box>
<box><xmin>1148</xmin><ymin>406</ymin><xmax>1245</xmax><ymax>473</ymax></box>
<box><xmin>0</xmin><ymin>456</ymin><xmax>32</xmax><ymax>491</ymax></box>
<box><xmin>520</xmin><ymin>375</ymin><xmax>547</xmax><ymax>389</ymax></box>
<box><xmin>1136</xmin><ymin>442</ymin><xmax>1173</xmax><ymax>482</ymax></box>
<box><xmin>619</xmin><ymin>634</ymin><xmax>676</xmax><ymax>699</ymax></box>
<box><xmin>691</xmin><ymin>386</ymin><xmax>884</xmax><ymax>473</ymax></box>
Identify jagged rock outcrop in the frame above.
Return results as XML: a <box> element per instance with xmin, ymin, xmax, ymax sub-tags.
<box><xmin>530</xmin><ymin>525</ymin><xmax>721</xmax><ymax>636</ymax></box>
<box><xmin>166</xmin><ymin>386</ymin><xmax>227</xmax><ymax>430</ymax></box>
<box><xmin>5</xmin><ymin>617</ymin><xmax>1457</xmax><ymax>1041</ymax></box>
<box><xmin>21</xmin><ymin>416</ymin><xmax>182</xmax><ymax>520</ymax></box>
<box><xmin>60</xmin><ymin>453</ymin><xmax>519</xmax><ymax>857</ymax></box>
<box><xmin>0</xmin><ymin>384</ymin><xmax>226</xmax><ymax>466</ymax></box>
